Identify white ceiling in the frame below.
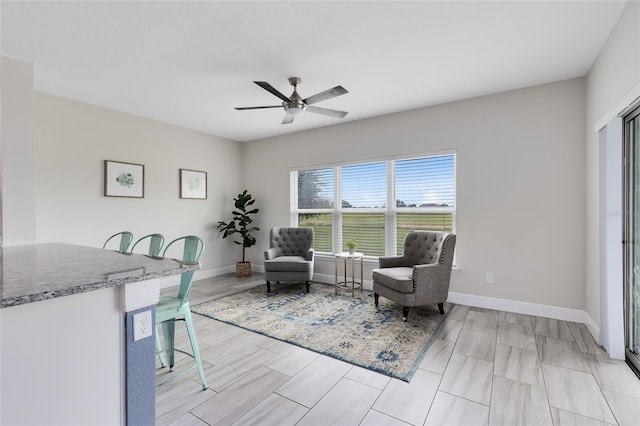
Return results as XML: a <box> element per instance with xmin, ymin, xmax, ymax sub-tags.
<box><xmin>1</xmin><ymin>1</ymin><xmax>628</xmax><ymax>142</ymax></box>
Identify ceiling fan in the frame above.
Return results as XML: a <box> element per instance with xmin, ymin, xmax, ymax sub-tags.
<box><xmin>235</xmin><ymin>77</ymin><xmax>349</xmax><ymax>124</ymax></box>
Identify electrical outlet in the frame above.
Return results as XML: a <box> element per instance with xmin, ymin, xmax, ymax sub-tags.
<box><xmin>486</xmin><ymin>272</ymin><xmax>494</xmax><ymax>284</ymax></box>
<box><xmin>133</xmin><ymin>310</ymin><xmax>152</xmax><ymax>342</ymax></box>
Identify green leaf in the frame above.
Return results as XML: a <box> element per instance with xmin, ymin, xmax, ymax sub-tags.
<box><xmin>218</xmin><ymin>189</ymin><xmax>260</xmax><ymax>258</ymax></box>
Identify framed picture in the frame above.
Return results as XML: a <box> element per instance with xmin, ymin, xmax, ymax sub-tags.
<box><xmin>180</xmin><ymin>169</ymin><xmax>207</xmax><ymax>199</ymax></box>
<box><xmin>104</xmin><ymin>160</ymin><xmax>144</xmax><ymax>198</ymax></box>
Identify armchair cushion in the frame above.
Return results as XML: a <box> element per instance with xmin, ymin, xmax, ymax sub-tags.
<box><xmin>264</xmin><ymin>255</ymin><xmax>312</xmax><ymax>273</ymax></box>
<box><xmin>403</xmin><ymin>231</ymin><xmax>442</xmax><ymax>265</ymax></box>
<box><xmin>270</xmin><ymin>227</ymin><xmax>313</xmax><ymax>257</ymax></box>
<box><xmin>371</xmin><ymin>267</ymin><xmax>413</xmax><ymax>293</ymax></box>
<box><xmin>378</xmin><ymin>256</ymin><xmax>412</xmax><ymax>269</ymax></box>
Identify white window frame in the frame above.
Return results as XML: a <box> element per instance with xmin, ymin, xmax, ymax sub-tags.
<box><xmin>291</xmin><ymin>150</ymin><xmax>456</xmax><ymax>258</ymax></box>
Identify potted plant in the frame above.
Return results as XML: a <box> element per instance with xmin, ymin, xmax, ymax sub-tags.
<box><xmin>216</xmin><ymin>190</ymin><xmax>260</xmax><ymax>277</ymax></box>
<box><xmin>345</xmin><ymin>239</ymin><xmax>359</xmax><ymax>255</ymax></box>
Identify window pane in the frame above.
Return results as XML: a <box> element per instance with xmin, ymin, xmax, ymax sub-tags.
<box><xmin>342</xmin><ymin>213</ymin><xmax>385</xmax><ymax>256</ymax></box>
<box><xmin>341</xmin><ymin>162</ymin><xmax>387</xmax><ymax>208</ymax></box>
<box><xmin>396</xmin><ymin>213</ymin><xmax>453</xmax><ymax>251</ymax></box>
<box><xmin>293</xmin><ymin>154</ymin><xmax>456</xmax><ymax>258</ymax></box>
<box><xmin>396</xmin><ymin>156</ymin><xmax>455</xmax><ymax>208</ymax></box>
<box><xmin>299</xmin><ymin>213</ymin><xmax>332</xmax><ymax>252</ymax></box>
<box><xmin>298</xmin><ymin>168</ymin><xmax>334</xmax><ymax>209</ymax></box>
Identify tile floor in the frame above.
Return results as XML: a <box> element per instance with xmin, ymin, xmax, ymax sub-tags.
<box><xmin>155</xmin><ymin>274</ymin><xmax>640</xmax><ymax>425</ymax></box>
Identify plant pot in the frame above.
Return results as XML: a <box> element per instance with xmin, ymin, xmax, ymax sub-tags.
<box><xmin>235</xmin><ymin>261</ymin><xmax>252</xmax><ymax>278</ymax></box>
<box><xmin>348</xmin><ymin>248</ymin><xmax>355</xmax><ymax>255</ymax></box>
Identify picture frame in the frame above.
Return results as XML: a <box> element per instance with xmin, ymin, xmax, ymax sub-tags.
<box><xmin>104</xmin><ymin>160</ymin><xmax>145</xmax><ymax>198</ymax></box>
<box><xmin>180</xmin><ymin>169</ymin><xmax>207</xmax><ymax>199</ymax></box>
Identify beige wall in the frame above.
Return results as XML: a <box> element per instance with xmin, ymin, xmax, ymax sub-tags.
<box><xmin>586</xmin><ymin>1</ymin><xmax>640</xmax><ymax>326</ymax></box>
<box><xmin>244</xmin><ymin>78</ymin><xmax>587</xmax><ymax>310</ymax></box>
<box><xmin>1</xmin><ymin>56</ymin><xmax>36</xmax><ymax>245</ymax></box>
<box><xmin>34</xmin><ymin>92</ymin><xmax>243</xmax><ymax>272</ymax></box>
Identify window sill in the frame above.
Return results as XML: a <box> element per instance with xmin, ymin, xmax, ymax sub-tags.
<box><xmin>315</xmin><ymin>252</ymin><xmax>379</xmax><ymax>264</ymax></box>
<box><xmin>314</xmin><ymin>252</ymin><xmax>459</xmax><ymax>270</ymax></box>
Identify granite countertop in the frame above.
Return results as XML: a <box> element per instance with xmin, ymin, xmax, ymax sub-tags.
<box><xmin>1</xmin><ymin>243</ymin><xmax>199</xmax><ymax>308</ymax></box>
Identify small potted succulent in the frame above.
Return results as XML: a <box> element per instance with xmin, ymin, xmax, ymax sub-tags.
<box><xmin>345</xmin><ymin>239</ymin><xmax>359</xmax><ymax>255</ymax></box>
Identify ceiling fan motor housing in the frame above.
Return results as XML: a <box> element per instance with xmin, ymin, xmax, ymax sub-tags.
<box><xmin>284</xmin><ymin>77</ymin><xmax>306</xmax><ymax>115</ymax></box>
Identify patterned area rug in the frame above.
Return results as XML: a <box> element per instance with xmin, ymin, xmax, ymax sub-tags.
<box><xmin>192</xmin><ymin>283</ymin><xmax>453</xmax><ymax>382</ymax></box>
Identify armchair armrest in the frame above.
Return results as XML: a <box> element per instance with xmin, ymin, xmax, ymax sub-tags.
<box><xmin>412</xmin><ymin>262</ymin><xmax>443</xmax><ymax>280</ymax></box>
<box><xmin>264</xmin><ymin>248</ymin><xmax>280</xmax><ymax>260</ymax></box>
<box><xmin>379</xmin><ymin>255</ymin><xmax>411</xmax><ymax>268</ymax></box>
<box><xmin>412</xmin><ymin>263</ymin><xmax>452</xmax><ymax>298</ymax></box>
<box><xmin>306</xmin><ymin>248</ymin><xmax>314</xmax><ymax>261</ymax></box>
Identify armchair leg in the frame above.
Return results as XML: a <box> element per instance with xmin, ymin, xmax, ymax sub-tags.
<box><xmin>374</xmin><ymin>293</ymin><xmax>379</xmax><ymax>307</ymax></box>
<box><xmin>266</xmin><ymin>281</ymin><xmax>271</xmax><ymax>293</ymax></box>
<box><xmin>438</xmin><ymin>303</ymin><xmax>444</xmax><ymax>314</ymax></box>
<box><xmin>402</xmin><ymin>307</ymin><xmax>409</xmax><ymax>322</ymax></box>
<box><xmin>305</xmin><ymin>281</ymin><xmax>310</xmax><ymax>293</ymax></box>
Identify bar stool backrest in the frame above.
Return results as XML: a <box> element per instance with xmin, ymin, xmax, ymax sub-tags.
<box><xmin>162</xmin><ymin>235</ymin><xmax>205</xmax><ymax>304</ymax></box>
<box><xmin>130</xmin><ymin>233</ymin><xmax>165</xmax><ymax>257</ymax></box>
<box><xmin>103</xmin><ymin>231</ymin><xmax>134</xmax><ymax>253</ymax></box>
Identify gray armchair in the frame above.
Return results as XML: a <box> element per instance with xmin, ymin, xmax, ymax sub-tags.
<box><xmin>264</xmin><ymin>227</ymin><xmax>314</xmax><ymax>293</ymax></box>
<box><xmin>372</xmin><ymin>231</ymin><xmax>456</xmax><ymax>321</ymax></box>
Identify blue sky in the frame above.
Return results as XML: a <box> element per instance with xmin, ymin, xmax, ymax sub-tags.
<box><xmin>300</xmin><ymin>155</ymin><xmax>455</xmax><ymax>209</ymax></box>
<box><xmin>342</xmin><ymin>156</ymin><xmax>455</xmax><ymax>208</ymax></box>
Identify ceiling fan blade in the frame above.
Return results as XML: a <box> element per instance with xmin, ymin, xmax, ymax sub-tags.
<box><xmin>281</xmin><ymin>114</ymin><xmax>295</xmax><ymax>124</ymax></box>
<box><xmin>234</xmin><ymin>105</ymin><xmax>282</xmax><ymax>110</ymax></box>
<box><xmin>254</xmin><ymin>81</ymin><xmax>291</xmax><ymax>102</ymax></box>
<box><xmin>306</xmin><ymin>106</ymin><xmax>348</xmax><ymax>118</ymax></box>
<box><xmin>303</xmin><ymin>85</ymin><xmax>348</xmax><ymax>105</ymax></box>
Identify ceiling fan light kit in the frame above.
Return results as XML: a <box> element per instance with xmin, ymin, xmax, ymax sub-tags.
<box><xmin>284</xmin><ymin>105</ymin><xmax>306</xmax><ymax>117</ymax></box>
<box><xmin>235</xmin><ymin>77</ymin><xmax>349</xmax><ymax>124</ymax></box>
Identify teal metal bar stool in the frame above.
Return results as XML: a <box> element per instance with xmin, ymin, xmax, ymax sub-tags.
<box><xmin>102</xmin><ymin>231</ymin><xmax>134</xmax><ymax>253</ymax></box>
<box><xmin>130</xmin><ymin>233</ymin><xmax>165</xmax><ymax>256</ymax></box>
<box><xmin>155</xmin><ymin>235</ymin><xmax>207</xmax><ymax>389</ymax></box>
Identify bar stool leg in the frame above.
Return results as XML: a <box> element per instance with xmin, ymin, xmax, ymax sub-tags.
<box><xmin>155</xmin><ymin>330</ymin><xmax>167</xmax><ymax>368</ymax></box>
<box><xmin>183</xmin><ymin>308</ymin><xmax>208</xmax><ymax>390</ymax></box>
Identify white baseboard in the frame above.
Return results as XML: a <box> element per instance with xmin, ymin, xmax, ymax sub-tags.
<box><xmin>312</xmin><ymin>272</ymin><xmax>374</xmax><ymax>290</ymax></box>
<box><xmin>158</xmin><ymin>265</ymin><xmax>235</xmax><ymax>289</ymax></box>
<box><xmin>583</xmin><ymin>313</ymin><xmax>601</xmax><ymax>343</ymax></box>
<box><xmin>318</xmin><ymin>273</ymin><xmax>600</xmax><ymax>340</ymax></box>
<box><xmin>253</xmin><ymin>269</ymin><xmax>373</xmax><ymax>289</ymax></box>
<box><xmin>315</xmin><ymin>273</ymin><xmax>600</xmax><ymax>339</ymax></box>
<box><xmin>195</xmin><ymin>265</ymin><xmax>602</xmax><ymax>343</ymax></box>
<box><xmin>448</xmin><ymin>292</ymin><xmax>600</xmax><ymax>340</ymax></box>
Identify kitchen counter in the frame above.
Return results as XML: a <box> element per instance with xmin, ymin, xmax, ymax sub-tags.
<box><xmin>0</xmin><ymin>242</ymin><xmax>199</xmax><ymax>425</ymax></box>
<box><xmin>1</xmin><ymin>242</ymin><xmax>198</xmax><ymax>308</ymax></box>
